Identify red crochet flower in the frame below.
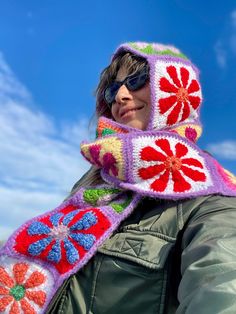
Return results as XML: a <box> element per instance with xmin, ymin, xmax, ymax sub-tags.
<box><xmin>158</xmin><ymin>65</ymin><xmax>201</xmax><ymax>125</ymax></box>
<box><xmin>14</xmin><ymin>206</ymin><xmax>111</xmax><ymax>274</ymax></box>
<box><xmin>138</xmin><ymin>138</ymin><xmax>206</xmax><ymax>192</ymax></box>
<box><xmin>0</xmin><ymin>262</ymin><xmax>46</xmax><ymax>313</ymax></box>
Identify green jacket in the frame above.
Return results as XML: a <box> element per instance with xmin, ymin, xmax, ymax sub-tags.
<box><xmin>46</xmin><ymin>195</ymin><xmax>236</xmax><ymax>314</ymax></box>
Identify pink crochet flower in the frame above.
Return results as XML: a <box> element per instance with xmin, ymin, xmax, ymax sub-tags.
<box><xmin>89</xmin><ymin>145</ymin><xmax>118</xmax><ymax>177</ymax></box>
<box><xmin>185</xmin><ymin>127</ymin><xmax>198</xmax><ymax>142</ymax></box>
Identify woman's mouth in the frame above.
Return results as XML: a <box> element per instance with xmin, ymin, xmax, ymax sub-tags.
<box><xmin>120</xmin><ymin>105</ymin><xmax>144</xmax><ymax>118</ymax></box>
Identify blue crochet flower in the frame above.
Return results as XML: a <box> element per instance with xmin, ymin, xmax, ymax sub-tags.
<box><xmin>27</xmin><ymin>210</ymin><xmax>97</xmax><ymax>264</ymax></box>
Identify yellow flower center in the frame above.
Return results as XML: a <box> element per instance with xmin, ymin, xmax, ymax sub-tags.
<box><xmin>164</xmin><ymin>156</ymin><xmax>182</xmax><ymax>171</ymax></box>
<box><xmin>177</xmin><ymin>87</ymin><xmax>189</xmax><ymax>102</ymax></box>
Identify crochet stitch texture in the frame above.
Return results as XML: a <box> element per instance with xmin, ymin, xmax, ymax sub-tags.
<box><xmin>1</xmin><ymin>42</ymin><xmax>236</xmax><ymax>313</ymax></box>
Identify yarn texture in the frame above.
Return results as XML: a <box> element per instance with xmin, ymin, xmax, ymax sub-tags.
<box><xmin>0</xmin><ymin>42</ymin><xmax>236</xmax><ymax>313</ymax></box>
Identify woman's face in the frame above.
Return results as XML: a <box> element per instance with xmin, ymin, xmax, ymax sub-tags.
<box><xmin>110</xmin><ymin>66</ymin><xmax>151</xmax><ymax>130</ymax></box>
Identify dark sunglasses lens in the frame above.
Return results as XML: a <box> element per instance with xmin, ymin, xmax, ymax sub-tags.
<box><xmin>127</xmin><ymin>72</ymin><xmax>148</xmax><ymax>91</ymax></box>
<box><xmin>104</xmin><ymin>82</ymin><xmax>121</xmax><ymax>106</ymax></box>
<box><xmin>104</xmin><ymin>69</ymin><xmax>148</xmax><ymax>106</ymax></box>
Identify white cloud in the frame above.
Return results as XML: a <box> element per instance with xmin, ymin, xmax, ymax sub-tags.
<box><xmin>214</xmin><ymin>9</ymin><xmax>236</xmax><ymax>68</ymax></box>
<box><xmin>0</xmin><ymin>53</ymin><xmax>90</xmax><ymax>240</ymax></box>
<box><xmin>0</xmin><ymin>52</ymin><xmax>30</xmax><ymax>102</ymax></box>
<box><xmin>207</xmin><ymin>140</ymin><xmax>236</xmax><ymax>159</ymax></box>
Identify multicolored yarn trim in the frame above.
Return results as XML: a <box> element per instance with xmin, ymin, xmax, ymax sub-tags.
<box><xmin>96</xmin><ymin>118</ymin><xmax>129</xmax><ymax>138</ymax></box>
<box><xmin>96</xmin><ymin>117</ymin><xmax>202</xmax><ymax>144</ymax></box>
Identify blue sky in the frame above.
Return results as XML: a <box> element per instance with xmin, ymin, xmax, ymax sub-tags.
<box><xmin>0</xmin><ymin>0</ymin><xmax>236</xmax><ymax>239</ymax></box>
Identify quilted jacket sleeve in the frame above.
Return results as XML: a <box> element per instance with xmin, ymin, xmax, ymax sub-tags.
<box><xmin>177</xmin><ymin>195</ymin><xmax>236</xmax><ymax>313</ymax></box>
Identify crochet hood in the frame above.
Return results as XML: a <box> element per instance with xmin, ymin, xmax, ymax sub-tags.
<box><xmin>106</xmin><ymin>42</ymin><xmax>203</xmax><ymax>143</ymax></box>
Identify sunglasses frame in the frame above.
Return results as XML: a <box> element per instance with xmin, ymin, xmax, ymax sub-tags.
<box><xmin>103</xmin><ymin>67</ymin><xmax>149</xmax><ymax>107</ymax></box>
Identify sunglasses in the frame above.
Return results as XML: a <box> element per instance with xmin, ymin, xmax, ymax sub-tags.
<box><xmin>103</xmin><ymin>67</ymin><xmax>149</xmax><ymax>107</ymax></box>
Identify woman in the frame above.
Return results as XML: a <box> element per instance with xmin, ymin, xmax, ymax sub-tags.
<box><xmin>1</xmin><ymin>42</ymin><xmax>236</xmax><ymax>314</ymax></box>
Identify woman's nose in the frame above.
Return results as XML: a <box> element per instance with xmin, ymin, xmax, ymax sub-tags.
<box><xmin>115</xmin><ymin>84</ymin><xmax>132</xmax><ymax>104</ymax></box>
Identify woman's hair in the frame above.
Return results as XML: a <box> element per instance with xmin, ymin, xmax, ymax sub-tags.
<box><xmin>96</xmin><ymin>51</ymin><xmax>149</xmax><ymax>119</ymax></box>
<box><xmin>68</xmin><ymin>52</ymin><xmax>148</xmax><ymax>197</ymax></box>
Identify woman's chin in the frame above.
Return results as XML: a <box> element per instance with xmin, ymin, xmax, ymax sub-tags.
<box><xmin>115</xmin><ymin>107</ymin><xmax>149</xmax><ymax>130</ymax></box>
<box><xmin>121</xmin><ymin>119</ymin><xmax>146</xmax><ymax>130</ymax></box>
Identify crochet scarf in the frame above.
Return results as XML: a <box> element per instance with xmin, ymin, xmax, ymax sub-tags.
<box><xmin>1</xmin><ymin>41</ymin><xmax>236</xmax><ymax>313</ymax></box>
<box><xmin>1</xmin><ymin>117</ymin><xmax>236</xmax><ymax>313</ymax></box>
